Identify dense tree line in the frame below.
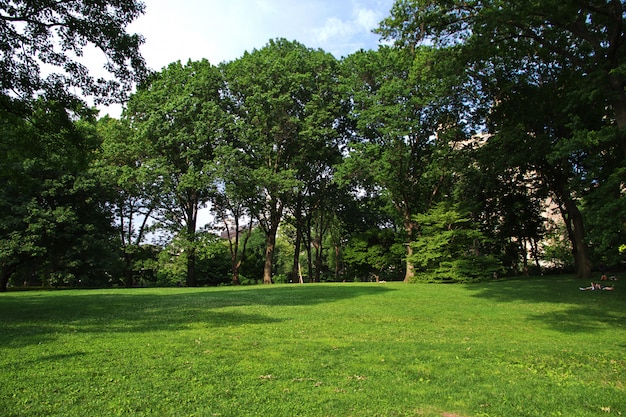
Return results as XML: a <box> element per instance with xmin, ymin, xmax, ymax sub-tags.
<box><xmin>2</xmin><ymin>1</ymin><xmax>625</xmax><ymax>291</ymax></box>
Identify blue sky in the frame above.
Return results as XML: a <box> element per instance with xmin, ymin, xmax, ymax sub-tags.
<box><xmin>130</xmin><ymin>0</ymin><xmax>396</xmax><ymax>70</ymax></box>
<box><xmin>98</xmin><ymin>0</ymin><xmax>395</xmax><ymax>116</ymax></box>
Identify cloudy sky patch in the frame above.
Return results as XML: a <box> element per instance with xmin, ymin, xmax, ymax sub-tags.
<box><xmin>98</xmin><ymin>0</ymin><xmax>394</xmax><ymax>115</ymax></box>
<box><xmin>129</xmin><ymin>0</ymin><xmax>395</xmax><ymax>69</ymax></box>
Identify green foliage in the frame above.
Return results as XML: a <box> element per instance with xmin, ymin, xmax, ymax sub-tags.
<box><xmin>582</xmin><ymin>161</ymin><xmax>626</xmax><ymax>269</ymax></box>
<box><xmin>8</xmin><ymin>1</ymin><xmax>625</xmax><ymax>287</ymax></box>
<box><xmin>409</xmin><ymin>203</ymin><xmax>501</xmax><ymax>283</ymax></box>
<box><xmin>0</xmin><ymin>0</ymin><xmax>147</xmax><ymax>105</ymax></box>
<box><xmin>155</xmin><ymin>232</ymin><xmax>231</xmax><ymax>287</ymax></box>
<box><xmin>342</xmin><ymin>228</ymin><xmax>405</xmax><ymax>281</ymax></box>
<box><xmin>378</xmin><ymin>0</ymin><xmax>626</xmax><ymax>280</ymax></box>
<box><xmin>94</xmin><ymin>116</ymin><xmax>162</xmax><ymax>286</ymax></box>
<box><xmin>224</xmin><ymin>39</ymin><xmax>343</xmax><ymax>283</ymax></box>
<box><xmin>338</xmin><ymin>45</ymin><xmax>469</xmax><ymax>282</ymax></box>
<box><xmin>542</xmin><ymin>222</ymin><xmax>575</xmax><ymax>272</ymax></box>
<box><xmin>125</xmin><ymin>59</ymin><xmax>231</xmax><ymax>286</ymax></box>
<box><xmin>0</xmin><ymin>100</ymin><xmax>119</xmax><ymax>290</ymax></box>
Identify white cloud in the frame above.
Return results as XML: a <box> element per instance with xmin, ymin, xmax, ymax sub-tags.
<box><xmin>98</xmin><ymin>0</ymin><xmax>395</xmax><ymax>116</ymax></box>
<box><xmin>310</xmin><ymin>0</ymin><xmax>391</xmax><ymax>57</ymax></box>
<box><xmin>130</xmin><ymin>0</ymin><xmax>393</xmax><ymax>68</ymax></box>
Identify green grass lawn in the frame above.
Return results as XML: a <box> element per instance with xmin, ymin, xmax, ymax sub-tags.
<box><xmin>1</xmin><ymin>276</ymin><xmax>624</xmax><ymax>416</ymax></box>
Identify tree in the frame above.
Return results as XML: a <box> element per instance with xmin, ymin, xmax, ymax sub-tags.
<box><xmin>378</xmin><ymin>0</ymin><xmax>626</xmax><ymax>279</ymax></box>
<box><xmin>125</xmin><ymin>59</ymin><xmax>230</xmax><ymax>287</ymax></box>
<box><xmin>481</xmin><ymin>62</ymin><xmax>608</xmax><ymax>278</ymax></box>
<box><xmin>224</xmin><ymin>39</ymin><xmax>342</xmax><ymax>284</ymax></box>
<box><xmin>378</xmin><ymin>1</ymin><xmax>626</xmax><ymax>157</ymax></box>
<box><xmin>409</xmin><ymin>202</ymin><xmax>501</xmax><ymax>283</ymax></box>
<box><xmin>211</xmin><ymin>144</ymin><xmax>256</xmax><ymax>285</ymax></box>
<box><xmin>458</xmin><ymin>157</ymin><xmax>547</xmax><ymax>275</ymax></box>
<box><xmin>339</xmin><ymin>46</ymin><xmax>466</xmax><ymax>282</ymax></box>
<box><xmin>95</xmin><ymin>116</ymin><xmax>161</xmax><ymax>287</ymax></box>
<box><xmin>0</xmin><ymin>0</ymin><xmax>147</xmax><ymax>106</ymax></box>
<box><xmin>342</xmin><ymin>228</ymin><xmax>405</xmax><ymax>282</ymax></box>
<box><xmin>0</xmin><ymin>99</ymin><xmax>117</xmax><ymax>291</ymax></box>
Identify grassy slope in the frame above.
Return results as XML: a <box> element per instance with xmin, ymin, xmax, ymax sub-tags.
<box><xmin>0</xmin><ymin>276</ymin><xmax>624</xmax><ymax>416</ymax></box>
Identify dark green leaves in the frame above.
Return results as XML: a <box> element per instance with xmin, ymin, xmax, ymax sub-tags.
<box><xmin>0</xmin><ymin>0</ymin><xmax>147</xmax><ymax>105</ymax></box>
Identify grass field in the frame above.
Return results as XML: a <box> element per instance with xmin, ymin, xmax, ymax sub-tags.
<box><xmin>0</xmin><ymin>276</ymin><xmax>624</xmax><ymax>416</ymax></box>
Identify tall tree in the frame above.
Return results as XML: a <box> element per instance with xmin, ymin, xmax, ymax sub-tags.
<box><xmin>339</xmin><ymin>46</ymin><xmax>465</xmax><ymax>282</ymax></box>
<box><xmin>0</xmin><ymin>100</ymin><xmax>116</xmax><ymax>291</ymax></box>
<box><xmin>95</xmin><ymin>116</ymin><xmax>160</xmax><ymax>287</ymax></box>
<box><xmin>378</xmin><ymin>0</ymin><xmax>626</xmax><ymax>278</ymax></box>
<box><xmin>211</xmin><ymin>144</ymin><xmax>256</xmax><ymax>285</ymax></box>
<box><xmin>125</xmin><ymin>59</ymin><xmax>229</xmax><ymax>286</ymax></box>
<box><xmin>224</xmin><ymin>39</ymin><xmax>341</xmax><ymax>284</ymax></box>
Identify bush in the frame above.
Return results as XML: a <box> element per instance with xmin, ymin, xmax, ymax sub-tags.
<box><xmin>409</xmin><ymin>203</ymin><xmax>502</xmax><ymax>283</ymax></box>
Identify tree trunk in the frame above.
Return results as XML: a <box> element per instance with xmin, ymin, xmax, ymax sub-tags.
<box><xmin>231</xmin><ymin>266</ymin><xmax>240</xmax><ymax>286</ymax></box>
<box><xmin>563</xmin><ymin>197</ymin><xmax>592</xmax><ymax>279</ymax></box>
<box><xmin>555</xmin><ymin>194</ymin><xmax>592</xmax><ymax>279</ymax></box>
<box><xmin>521</xmin><ymin>237</ymin><xmax>529</xmax><ymax>276</ymax></box>
<box><xmin>404</xmin><ymin>244</ymin><xmax>415</xmax><ymax>282</ymax></box>
<box><xmin>314</xmin><ymin>236</ymin><xmax>323</xmax><ymax>283</ymax></box>
<box><xmin>186</xmin><ymin>249</ymin><xmax>196</xmax><ymax>287</ymax></box>
<box><xmin>123</xmin><ymin>251</ymin><xmax>134</xmax><ymax>288</ymax></box>
<box><xmin>261</xmin><ymin>199</ymin><xmax>282</xmax><ymax>285</ymax></box>
<box><xmin>186</xmin><ymin>200</ymin><xmax>198</xmax><ymax>287</ymax></box>
<box><xmin>530</xmin><ymin>237</ymin><xmax>542</xmax><ymax>272</ymax></box>
<box><xmin>0</xmin><ymin>265</ymin><xmax>11</xmax><ymax>292</ymax></box>
<box><xmin>334</xmin><ymin>243</ymin><xmax>341</xmax><ymax>281</ymax></box>
<box><xmin>305</xmin><ymin>215</ymin><xmax>313</xmax><ymax>282</ymax></box>
<box><xmin>291</xmin><ymin>204</ymin><xmax>303</xmax><ymax>283</ymax></box>
<box><xmin>403</xmin><ymin>219</ymin><xmax>417</xmax><ymax>282</ymax></box>
<box><xmin>544</xmin><ymin>167</ymin><xmax>592</xmax><ymax>279</ymax></box>
<box><xmin>263</xmin><ymin>226</ymin><xmax>277</xmax><ymax>284</ymax></box>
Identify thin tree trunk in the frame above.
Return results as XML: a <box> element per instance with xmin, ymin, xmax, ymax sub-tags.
<box><xmin>403</xmin><ymin>219</ymin><xmax>417</xmax><ymax>282</ymax></box>
<box><xmin>305</xmin><ymin>215</ymin><xmax>313</xmax><ymax>282</ymax></box>
<box><xmin>263</xmin><ymin>226</ymin><xmax>277</xmax><ymax>284</ymax></box>
<box><xmin>521</xmin><ymin>237</ymin><xmax>529</xmax><ymax>276</ymax></box>
<box><xmin>531</xmin><ymin>237</ymin><xmax>542</xmax><ymax>272</ymax></box>
<box><xmin>334</xmin><ymin>243</ymin><xmax>340</xmax><ymax>281</ymax></box>
<box><xmin>186</xmin><ymin>197</ymin><xmax>198</xmax><ymax>287</ymax></box>
<box><xmin>124</xmin><ymin>251</ymin><xmax>134</xmax><ymax>287</ymax></box>
<box><xmin>187</xmin><ymin>249</ymin><xmax>196</xmax><ymax>287</ymax></box>
<box><xmin>314</xmin><ymin>238</ymin><xmax>323</xmax><ymax>283</ymax></box>
<box><xmin>291</xmin><ymin>203</ymin><xmax>303</xmax><ymax>283</ymax></box>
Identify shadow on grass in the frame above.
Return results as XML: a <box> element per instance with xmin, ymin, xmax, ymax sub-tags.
<box><xmin>466</xmin><ymin>275</ymin><xmax>626</xmax><ymax>334</ymax></box>
<box><xmin>0</xmin><ymin>284</ymin><xmax>393</xmax><ymax>349</ymax></box>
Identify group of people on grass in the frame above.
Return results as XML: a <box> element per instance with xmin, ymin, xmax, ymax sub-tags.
<box><xmin>579</xmin><ymin>266</ymin><xmax>619</xmax><ymax>291</ymax></box>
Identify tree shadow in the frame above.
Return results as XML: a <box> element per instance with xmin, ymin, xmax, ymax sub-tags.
<box><xmin>465</xmin><ymin>276</ymin><xmax>626</xmax><ymax>333</ymax></box>
<box><xmin>0</xmin><ymin>284</ymin><xmax>394</xmax><ymax>349</ymax></box>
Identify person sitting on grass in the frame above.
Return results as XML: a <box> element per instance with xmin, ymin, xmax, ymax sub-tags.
<box><xmin>579</xmin><ymin>282</ymin><xmax>615</xmax><ymax>291</ymax></box>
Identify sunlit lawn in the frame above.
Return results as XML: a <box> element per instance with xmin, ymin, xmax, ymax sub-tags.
<box><xmin>0</xmin><ymin>276</ymin><xmax>624</xmax><ymax>416</ymax></box>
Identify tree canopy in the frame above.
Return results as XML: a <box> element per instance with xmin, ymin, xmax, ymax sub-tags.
<box><xmin>377</xmin><ymin>0</ymin><xmax>626</xmax><ymax>279</ymax></box>
<box><xmin>2</xmin><ymin>2</ymin><xmax>625</xmax><ymax>289</ymax></box>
